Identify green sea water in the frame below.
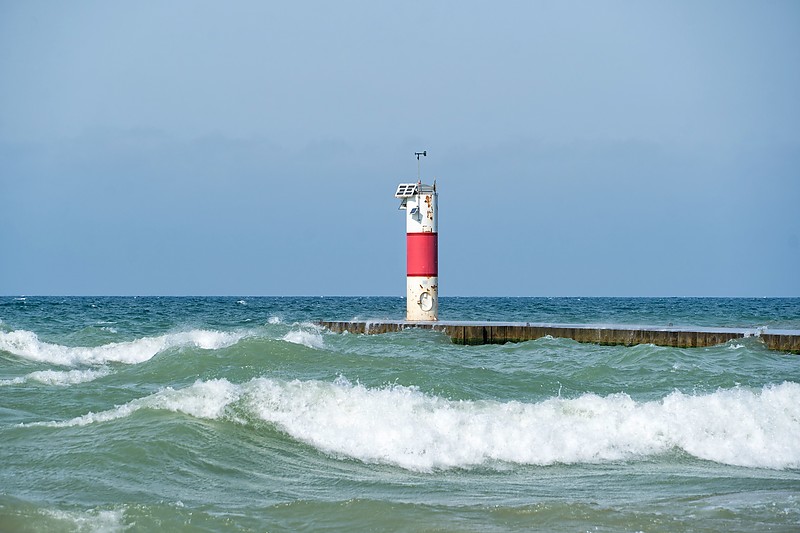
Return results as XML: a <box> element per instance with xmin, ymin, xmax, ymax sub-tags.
<box><xmin>1</xmin><ymin>297</ymin><xmax>799</xmax><ymax>532</ymax></box>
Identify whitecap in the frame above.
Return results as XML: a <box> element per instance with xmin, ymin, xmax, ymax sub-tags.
<box><xmin>0</xmin><ymin>329</ymin><xmax>246</xmax><ymax>366</ymax></box>
<box><xmin>244</xmin><ymin>378</ymin><xmax>800</xmax><ymax>472</ymax></box>
<box><xmin>22</xmin><ymin>376</ymin><xmax>800</xmax><ymax>473</ymax></box>
<box><xmin>26</xmin><ymin>379</ymin><xmax>240</xmax><ymax>428</ymax></box>
<box><xmin>281</xmin><ymin>330</ymin><xmax>324</xmax><ymax>349</ymax></box>
<box><xmin>1</xmin><ymin>367</ymin><xmax>112</xmax><ymax>387</ymax></box>
<box><xmin>281</xmin><ymin>323</ymin><xmax>324</xmax><ymax>349</ymax></box>
<box><xmin>42</xmin><ymin>507</ymin><xmax>126</xmax><ymax>533</ymax></box>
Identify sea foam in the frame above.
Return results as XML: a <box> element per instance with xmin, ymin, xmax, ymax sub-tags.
<box><xmin>253</xmin><ymin>379</ymin><xmax>800</xmax><ymax>471</ymax></box>
<box><xmin>28</xmin><ymin>379</ymin><xmax>240</xmax><ymax>428</ymax></box>
<box><xmin>0</xmin><ymin>367</ymin><xmax>112</xmax><ymax>387</ymax></box>
<box><xmin>281</xmin><ymin>323</ymin><xmax>324</xmax><ymax>349</ymax></box>
<box><xmin>42</xmin><ymin>507</ymin><xmax>126</xmax><ymax>533</ymax></box>
<box><xmin>0</xmin><ymin>329</ymin><xmax>246</xmax><ymax>366</ymax></box>
<box><xmin>24</xmin><ymin>377</ymin><xmax>800</xmax><ymax>472</ymax></box>
<box><xmin>281</xmin><ymin>330</ymin><xmax>324</xmax><ymax>349</ymax></box>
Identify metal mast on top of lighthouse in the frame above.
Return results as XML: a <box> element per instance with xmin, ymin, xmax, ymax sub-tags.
<box><xmin>395</xmin><ymin>151</ymin><xmax>439</xmax><ymax>321</ymax></box>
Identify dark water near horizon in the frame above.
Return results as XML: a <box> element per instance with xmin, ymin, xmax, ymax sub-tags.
<box><xmin>1</xmin><ymin>297</ymin><xmax>799</xmax><ymax>532</ymax></box>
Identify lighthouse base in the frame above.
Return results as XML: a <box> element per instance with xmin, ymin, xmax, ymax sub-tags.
<box><xmin>406</xmin><ymin>276</ymin><xmax>438</xmax><ymax>321</ymax></box>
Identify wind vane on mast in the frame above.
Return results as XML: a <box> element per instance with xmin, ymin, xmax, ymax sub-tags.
<box><xmin>415</xmin><ymin>150</ymin><xmax>426</xmax><ymax>181</ymax></box>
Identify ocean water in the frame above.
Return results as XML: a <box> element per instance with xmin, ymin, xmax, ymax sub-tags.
<box><xmin>1</xmin><ymin>296</ymin><xmax>799</xmax><ymax>532</ymax></box>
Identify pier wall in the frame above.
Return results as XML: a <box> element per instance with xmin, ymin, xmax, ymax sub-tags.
<box><xmin>317</xmin><ymin>321</ymin><xmax>800</xmax><ymax>354</ymax></box>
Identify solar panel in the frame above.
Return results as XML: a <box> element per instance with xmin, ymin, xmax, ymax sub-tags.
<box><xmin>395</xmin><ymin>183</ymin><xmax>418</xmax><ymax>198</ymax></box>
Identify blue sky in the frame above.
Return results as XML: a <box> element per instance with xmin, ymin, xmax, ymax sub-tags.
<box><xmin>1</xmin><ymin>1</ymin><xmax>798</xmax><ymax>296</ymax></box>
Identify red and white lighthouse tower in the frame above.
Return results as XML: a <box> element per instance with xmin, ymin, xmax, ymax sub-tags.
<box><xmin>395</xmin><ymin>152</ymin><xmax>438</xmax><ymax>321</ymax></box>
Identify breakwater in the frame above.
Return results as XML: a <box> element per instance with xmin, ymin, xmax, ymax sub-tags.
<box><xmin>318</xmin><ymin>320</ymin><xmax>800</xmax><ymax>353</ymax></box>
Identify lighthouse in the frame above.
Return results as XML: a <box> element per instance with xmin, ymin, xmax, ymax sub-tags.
<box><xmin>395</xmin><ymin>152</ymin><xmax>438</xmax><ymax>321</ymax></box>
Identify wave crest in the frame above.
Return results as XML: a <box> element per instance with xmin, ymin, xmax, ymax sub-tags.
<box><xmin>22</xmin><ymin>377</ymin><xmax>800</xmax><ymax>472</ymax></box>
<box><xmin>0</xmin><ymin>329</ymin><xmax>246</xmax><ymax>366</ymax></box>
<box><xmin>281</xmin><ymin>323</ymin><xmax>324</xmax><ymax>349</ymax></box>
<box><xmin>1</xmin><ymin>368</ymin><xmax>112</xmax><ymax>387</ymax></box>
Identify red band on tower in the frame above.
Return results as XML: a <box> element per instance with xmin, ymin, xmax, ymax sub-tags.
<box><xmin>406</xmin><ymin>233</ymin><xmax>438</xmax><ymax>277</ymax></box>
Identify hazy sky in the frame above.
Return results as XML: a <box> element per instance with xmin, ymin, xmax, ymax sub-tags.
<box><xmin>1</xmin><ymin>1</ymin><xmax>798</xmax><ymax>296</ymax></box>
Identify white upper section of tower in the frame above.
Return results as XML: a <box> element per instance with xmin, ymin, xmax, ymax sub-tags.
<box><xmin>396</xmin><ymin>183</ymin><xmax>437</xmax><ymax>234</ymax></box>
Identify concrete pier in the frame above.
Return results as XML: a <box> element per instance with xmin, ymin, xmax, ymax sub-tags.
<box><xmin>317</xmin><ymin>320</ymin><xmax>800</xmax><ymax>354</ymax></box>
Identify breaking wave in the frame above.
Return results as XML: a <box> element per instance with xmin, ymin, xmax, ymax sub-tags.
<box><xmin>26</xmin><ymin>379</ymin><xmax>240</xmax><ymax>428</ymax></box>
<box><xmin>41</xmin><ymin>507</ymin><xmax>126</xmax><ymax>533</ymax></box>
<box><xmin>281</xmin><ymin>323</ymin><xmax>324</xmax><ymax>349</ymax></box>
<box><xmin>281</xmin><ymin>330</ymin><xmax>324</xmax><ymax>349</ymax></box>
<box><xmin>23</xmin><ymin>378</ymin><xmax>800</xmax><ymax>472</ymax></box>
<box><xmin>0</xmin><ymin>367</ymin><xmax>112</xmax><ymax>387</ymax></box>
<box><xmin>0</xmin><ymin>329</ymin><xmax>247</xmax><ymax>366</ymax></box>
